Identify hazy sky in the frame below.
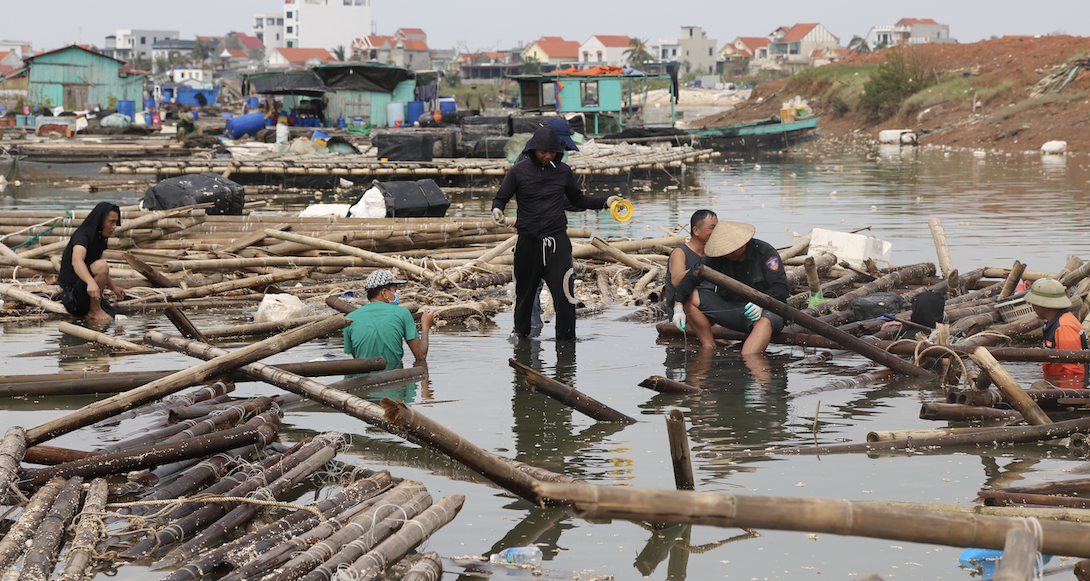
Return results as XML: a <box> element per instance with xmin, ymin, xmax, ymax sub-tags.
<box><xmin>4</xmin><ymin>0</ymin><xmax>1088</xmax><ymax>53</ymax></box>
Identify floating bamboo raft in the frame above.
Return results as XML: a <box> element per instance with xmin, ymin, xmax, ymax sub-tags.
<box><xmin>98</xmin><ymin>145</ymin><xmax>719</xmax><ymax>181</ymax></box>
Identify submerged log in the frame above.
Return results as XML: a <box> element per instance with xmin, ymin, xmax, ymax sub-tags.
<box><xmin>509</xmin><ymin>359</ymin><xmax>637</xmax><ymax>424</ymax></box>
<box><xmin>19</xmin><ymin>476</ymin><xmax>84</xmax><ymax>581</ymax></box>
<box><xmin>0</xmin><ymin>477</ymin><xmax>65</xmax><ymax>573</ymax></box>
<box><xmin>788</xmin><ymin>369</ymin><xmax>896</xmax><ymax>399</ymax></box>
<box><xmin>638</xmin><ymin>376</ymin><xmax>703</xmax><ymax>394</ymax></box>
<box><xmin>24</xmin><ymin>315</ymin><xmax>347</xmax><ymax>445</ymax></box>
<box><xmin>531</xmin><ymin>481</ymin><xmax>1090</xmax><ymax>558</ymax></box>
<box><xmin>979</xmin><ymin>490</ymin><xmax>1090</xmax><ymax>509</ymax></box>
<box><xmin>866</xmin><ymin>427</ymin><xmax>1000</xmax><ymax>442</ymax></box>
<box><xmin>693</xmin><ymin>264</ymin><xmax>936</xmax><ymax>378</ymax></box>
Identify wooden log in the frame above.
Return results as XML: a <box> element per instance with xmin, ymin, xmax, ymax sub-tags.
<box><xmin>778</xmin><ymin>236</ymin><xmax>810</xmax><ymax>260</ymax></box>
<box><xmin>509</xmin><ymin>359</ymin><xmax>637</xmax><ymax>424</ymax></box>
<box><xmin>693</xmin><ymin>264</ymin><xmax>936</xmax><ymax>378</ymax></box>
<box><xmin>0</xmin><ymin>282</ymin><xmax>67</xmax><ymax>315</ymax></box>
<box><xmin>590</xmin><ymin>236</ymin><xmax>651</xmax><ymax>270</ymax></box>
<box><xmin>56</xmin><ymin>478</ymin><xmax>108</xmax><ymax>581</ymax></box>
<box><xmin>401</xmin><ymin>552</ymin><xmax>443</xmax><ymax>581</ymax></box>
<box><xmin>804</xmin><ymin>255</ymin><xmax>822</xmax><ymax>295</ymax></box>
<box><xmin>787</xmin><ymin>369</ymin><xmax>896</xmax><ymax>399</ymax></box>
<box><xmin>530</xmin><ymin>481</ymin><xmax>1090</xmax><ymax>559</ymax></box>
<box><xmin>0</xmin><ymin>426</ymin><xmax>26</xmax><ymax>503</ymax></box>
<box><xmin>338</xmin><ymin>495</ymin><xmax>465</xmax><ymax>581</ymax></box>
<box><xmin>326</xmin><ymin>367</ymin><xmax>427</xmax><ymax>391</ymax></box>
<box><xmin>24</xmin><ymin>316</ymin><xmax>348</xmax><ymax>445</ymax></box>
<box><xmin>920</xmin><ymin>402</ymin><xmax>1024</xmax><ymax>421</ymax></box>
<box><xmin>124</xmin><ymin>251</ymin><xmax>179</xmax><ymax>287</ymax></box>
<box><xmin>123</xmin><ymin>269</ymin><xmax>307</xmax><ymax>304</ymax></box>
<box><xmin>22</xmin><ymin>444</ymin><xmax>97</xmax><ymax>465</ymax></box>
<box><xmin>638</xmin><ymin>376</ymin><xmax>702</xmax><ymax>394</ymax></box>
<box><xmin>666</xmin><ymin>410</ymin><xmax>695</xmax><ymax>490</ymax></box>
<box><xmin>0</xmin><ymin>477</ymin><xmax>65</xmax><ymax>573</ymax></box>
<box><xmin>164</xmin><ymin>305</ymin><xmax>210</xmax><ymax>342</ymax></box>
<box><xmin>200</xmin><ymin>314</ymin><xmax>331</xmax><ymax>339</ymax></box>
<box><xmin>866</xmin><ymin>427</ymin><xmax>999</xmax><ymax>442</ymax></box>
<box><xmin>803</xmin><ymin>263</ymin><xmax>935</xmax><ymax>317</ymax></box>
<box><xmin>58</xmin><ymin>321</ymin><xmax>148</xmax><ymax>352</ymax></box>
<box><xmin>461</xmin><ymin>271</ymin><xmax>513</xmax><ymax>289</ymax></box>
<box><xmin>443</xmin><ymin>233</ymin><xmax>517</xmax><ymax>284</ymax></box>
<box><xmin>1061</xmin><ymin>260</ymin><xmax>1090</xmax><ymax>289</ymax></box>
<box><xmin>971</xmin><ymin>347</ymin><xmax>1052</xmax><ymax>425</ymax></box>
<box><xmin>165</xmin><ymin>395</ymin><xmax>275</xmax><ymax>423</ymax></box>
<box><xmin>928</xmin><ymin>217</ymin><xmax>955</xmax><ymax>279</ymax></box>
<box><xmin>999</xmin><ymin>261</ymin><xmax>1026</xmax><ymax>299</ymax></box>
<box><xmin>980</xmin><ymin>490</ymin><xmax>1090</xmax><ymax>509</ymax></box>
<box><xmin>18</xmin><ymin>476</ymin><xmax>84</xmax><ymax>581</ymax></box>
<box><xmin>263</xmin><ymin>229</ymin><xmax>438</xmax><ymax>282</ymax></box>
<box><xmin>380</xmin><ymin>398</ymin><xmax>545</xmax><ymax>504</ymax></box>
<box><xmin>219</xmin><ymin>222</ymin><xmax>290</xmax><ymax>254</ymax></box>
<box><xmin>953</xmin><ymin>388</ymin><xmax>1004</xmax><ymax>407</ymax></box>
<box><xmin>20</xmin><ymin>416</ymin><xmax>280</xmax><ymax>489</ymax></box>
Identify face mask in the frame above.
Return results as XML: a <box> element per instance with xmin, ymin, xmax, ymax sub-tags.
<box><xmin>390</xmin><ymin>292</ymin><xmax>400</xmax><ymax>306</ymax></box>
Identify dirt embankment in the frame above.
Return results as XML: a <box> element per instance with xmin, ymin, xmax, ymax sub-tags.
<box><xmin>693</xmin><ymin>36</ymin><xmax>1090</xmax><ymax>153</ymax></box>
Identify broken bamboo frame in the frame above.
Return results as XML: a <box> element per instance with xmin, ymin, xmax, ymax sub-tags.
<box><xmin>24</xmin><ymin>316</ymin><xmax>347</xmax><ymax>445</ymax></box>
<box><xmin>693</xmin><ymin>264</ymin><xmax>936</xmax><ymax>378</ymax></box>
<box><xmin>509</xmin><ymin>359</ymin><xmax>637</xmax><ymax>424</ymax></box>
<box><xmin>530</xmin><ymin>480</ymin><xmax>1090</xmax><ymax>558</ymax></box>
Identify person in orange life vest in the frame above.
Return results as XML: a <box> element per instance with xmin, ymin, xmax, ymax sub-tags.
<box><xmin>1024</xmin><ymin>278</ymin><xmax>1088</xmax><ymax>388</ymax></box>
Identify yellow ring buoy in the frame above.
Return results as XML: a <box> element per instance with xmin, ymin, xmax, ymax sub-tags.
<box><xmin>610</xmin><ymin>199</ymin><xmax>634</xmax><ymax>222</ymax></box>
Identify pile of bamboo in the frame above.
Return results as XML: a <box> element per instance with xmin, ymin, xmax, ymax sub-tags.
<box><xmin>98</xmin><ymin>146</ymin><xmax>719</xmax><ymax>180</ymax></box>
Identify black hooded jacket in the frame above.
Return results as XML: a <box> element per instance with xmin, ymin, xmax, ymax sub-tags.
<box><xmin>492</xmin><ymin>125</ymin><xmax>607</xmax><ymax>239</ymax></box>
<box><xmin>58</xmin><ymin>202</ymin><xmax>120</xmax><ymax>288</ymax></box>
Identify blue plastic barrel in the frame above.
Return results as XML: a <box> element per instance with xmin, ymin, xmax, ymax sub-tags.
<box><xmin>15</xmin><ymin>115</ymin><xmax>26</xmax><ymax>126</ymax></box>
<box><xmin>407</xmin><ymin>101</ymin><xmax>424</xmax><ymax>125</ymax></box>
<box><xmin>439</xmin><ymin>98</ymin><xmax>456</xmax><ymax>117</ymax></box>
<box><xmin>191</xmin><ymin>111</ymin><xmax>199</xmax><ymax>121</ymax></box>
<box><xmin>117</xmin><ymin>100</ymin><xmax>136</xmax><ymax>122</ymax></box>
<box><xmin>225</xmin><ymin>112</ymin><xmax>265</xmax><ymax>139</ymax></box>
<box><xmin>247</xmin><ymin>96</ymin><xmax>259</xmax><ymax>109</ymax></box>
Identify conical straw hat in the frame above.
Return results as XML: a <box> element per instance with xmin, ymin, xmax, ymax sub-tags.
<box><xmin>705</xmin><ymin>221</ymin><xmax>756</xmax><ymax>257</ymax></box>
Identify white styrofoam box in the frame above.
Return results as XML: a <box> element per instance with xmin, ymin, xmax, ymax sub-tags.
<box><xmin>1041</xmin><ymin>140</ymin><xmax>1067</xmax><ymax>154</ymax></box>
<box><xmin>348</xmin><ymin>187</ymin><xmax>387</xmax><ymax>218</ymax></box>
<box><xmin>254</xmin><ymin>293</ymin><xmax>309</xmax><ymax>323</ymax></box>
<box><xmin>298</xmin><ymin>203</ymin><xmax>351</xmax><ymax>217</ymax></box>
<box><xmin>807</xmin><ymin>228</ymin><xmax>892</xmax><ymax>269</ymax></box>
<box><xmin>878</xmin><ymin>129</ymin><xmax>917</xmax><ymax>144</ymax></box>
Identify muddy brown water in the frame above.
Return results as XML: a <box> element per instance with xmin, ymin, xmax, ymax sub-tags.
<box><xmin>1</xmin><ymin>145</ymin><xmax>1089</xmax><ymax>580</ymax></box>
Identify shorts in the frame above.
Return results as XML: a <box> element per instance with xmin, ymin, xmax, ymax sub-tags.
<box><xmin>60</xmin><ymin>281</ymin><xmax>116</xmax><ymax>318</ymax></box>
<box><xmin>696</xmin><ymin>288</ymin><xmax>784</xmax><ymax>334</ymax></box>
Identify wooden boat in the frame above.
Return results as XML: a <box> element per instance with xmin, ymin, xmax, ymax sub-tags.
<box><xmin>687</xmin><ymin>116</ymin><xmax>821</xmax><ymax>151</ymax></box>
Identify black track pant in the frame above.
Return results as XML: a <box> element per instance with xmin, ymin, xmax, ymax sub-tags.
<box><xmin>514</xmin><ymin>233</ymin><xmax>577</xmax><ymax>340</ymax></box>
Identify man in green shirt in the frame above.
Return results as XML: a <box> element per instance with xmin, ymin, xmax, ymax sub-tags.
<box><xmin>465</xmin><ymin>83</ymin><xmax>484</xmax><ymax>116</ymax></box>
<box><xmin>344</xmin><ymin>270</ymin><xmax>434</xmax><ymax>369</ymax></box>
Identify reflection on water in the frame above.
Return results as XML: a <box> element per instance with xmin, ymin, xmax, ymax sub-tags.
<box><xmin>2</xmin><ymin>146</ymin><xmax>1089</xmax><ymax>580</ymax></box>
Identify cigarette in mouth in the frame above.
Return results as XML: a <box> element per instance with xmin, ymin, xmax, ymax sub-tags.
<box><xmin>550</xmin><ymin>161</ymin><xmax>556</xmax><ymax>168</ymax></box>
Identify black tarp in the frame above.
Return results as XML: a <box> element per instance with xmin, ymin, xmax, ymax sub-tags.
<box><xmin>141</xmin><ymin>172</ymin><xmax>245</xmax><ymax>215</ymax></box>
<box><xmin>358</xmin><ymin>180</ymin><xmax>450</xmax><ymax>218</ymax></box>
<box><xmin>314</xmin><ymin>64</ymin><xmax>414</xmax><ymax>93</ymax></box>
<box><xmin>244</xmin><ymin>71</ymin><xmax>330</xmax><ymax>97</ymax></box>
<box><xmin>372</xmin><ymin>133</ymin><xmax>435</xmax><ymax>162</ymax></box>
<box><xmin>470</xmin><ymin>137</ymin><xmax>510</xmax><ymax>158</ymax></box>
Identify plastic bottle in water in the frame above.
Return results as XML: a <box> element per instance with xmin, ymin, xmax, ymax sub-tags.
<box><xmin>489</xmin><ymin>545</ymin><xmax>543</xmax><ymax>565</ymax></box>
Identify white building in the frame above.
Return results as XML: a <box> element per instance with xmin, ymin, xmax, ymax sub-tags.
<box><xmin>0</xmin><ymin>40</ymin><xmax>32</xmax><ymax>59</ymax></box>
<box><xmin>253</xmin><ymin>13</ymin><xmax>286</xmax><ymax>48</ymax></box>
<box><xmin>283</xmin><ymin>0</ymin><xmax>372</xmax><ymax>52</ymax></box>
<box><xmin>867</xmin><ymin>18</ymin><xmax>955</xmax><ymax>47</ymax></box>
<box><xmin>171</xmin><ymin>68</ymin><xmax>213</xmax><ymax>86</ymax></box>
<box><xmin>115</xmin><ymin>29</ymin><xmax>179</xmax><ymax>60</ymax></box>
<box><xmin>658</xmin><ymin>26</ymin><xmax>717</xmax><ymax>73</ymax></box>
<box><xmin>579</xmin><ymin>35</ymin><xmax>630</xmax><ymax>66</ymax></box>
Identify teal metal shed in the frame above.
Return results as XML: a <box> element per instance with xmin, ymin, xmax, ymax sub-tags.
<box><xmin>511</xmin><ymin>70</ymin><xmax>674</xmax><ymax>135</ymax></box>
<box><xmin>23</xmin><ymin>45</ymin><xmax>145</xmax><ymax>110</ymax></box>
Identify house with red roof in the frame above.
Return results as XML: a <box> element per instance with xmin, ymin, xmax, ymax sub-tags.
<box><xmin>265</xmin><ymin>47</ymin><xmax>335</xmax><ymax>70</ymax></box>
<box><xmin>522</xmin><ymin>37</ymin><xmax>580</xmax><ymax>64</ymax></box>
<box><xmin>867</xmin><ymin>18</ymin><xmax>954</xmax><ymax>47</ymax></box>
<box><xmin>352</xmin><ymin>35</ymin><xmax>395</xmax><ymax>62</ymax></box>
<box><xmin>720</xmin><ymin>37</ymin><xmax>770</xmax><ymax>60</ymax></box>
<box><xmin>579</xmin><ymin>35</ymin><xmax>630</xmax><ymax>66</ymax></box>
<box><xmin>764</xmin><ymin>23</ymin><xmax>838</xmax><ymax>68</ymax></box>
<box><xmin>394</xmin><ymin>28</ymin><xmax>426</xmax><ymax>42</ymax></box>
<box><xmin>217</xmin><ymin>32</ymin><xmax>266</xmax><ymax>64</ymax></box>
<box><xmin>389</xmin><ymin>38</ymin><xmax>431</xmax><ymax>70</ymax></box>
<box><xmin>810</xmin><ymin>47</ymin><xmax>857</xmax><ymax>67</ymax></box>
<box><xmin>0</xmin><ymin>51</ymin><xmax>23</xmax><ymax>72</ymax></box>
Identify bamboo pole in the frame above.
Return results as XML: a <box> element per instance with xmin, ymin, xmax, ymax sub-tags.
<box><xmin>56</xmin><ymin>478</ymin><xmax>108</xmax><ymax>581</ymax></box>
<box><xmin>803</xmin><ymin>263</ymin><xmax>935</xmax><ymax>317</ymax></box>
<box><xmin>22</xmin><ymin>444</ymin><xmax>97</xmax><ymax>465</ymax></box>
<box><xmin>122</xmin><ymin>269</ymin><xmax>307</xmax><ymax>304</ymax></box>
<box><xmin>804</xmin><ymin>256</ymin><xmax>822</xmax><ymax>295</ymax></box>
<box><xmin>24</xmin><ymin>315</ymin><xmax>348</xmax><ymax>445</ymax></box>
<box><xmin>778</xmin><ymin>236</ymin><xmax>810</xmax><ymax>260</ymax></box>
<box><xmin>929</xmin><ymin>217</ymin><xmax>955</xmax><ymax>279</ymax></box>
<box><xmin>0</xmin><ymin>426</ymin><xmax>26</xmax><ymax>504</ymax></box>
<box><xmin>530</xmin><ymin>481</ymin><xmax>1090</xmax><ymax>558</ymax></box>
<box><xmin>590</xmin><ymin>236</ymin><xmax>652</xmax><ymax>270</ymax></box>
<box><xmin>123</xmin><ymin>251</ymin><xmax>178</xmax><ymax>288</ymax></box>
<box><xmin>980</xmin><ymin>491</ymin><xmax>1090</xmax><ymax>509</ymax></box>
<box><xmin>0</xmin><ymin>477</ymin><xmax>65</xmax><ymax>573</ymax></box>
<box><xmin>788</xmin><ymin>369</ymin><xmax>896</xmax><ymax>400</ymax></box>
<box><xmin>509</xmin><ymin>359</ymin><xmax>637</xmax><ymax>424</ymax></box>
<box><xmin>999</xmin><ymin>261</ymin><xmax>1026</xmax><ymax>299</ymax></box>
<box><xmin>219</xmin><ymin>222</ymin><xmax>290</xmax><ymax>254</ymax></box>
<box><xmin>970</xmin><ymin>347</ymin><xmax>1052</xmax><ymax>425</ymax></box>
<box><xmin>339</xmin><ymin>495</ymin><xmax>465</xmax><ymax>581</ymax></box>
<box><xmin>401</xmin><ymin>553</ymin><xmax>443</xmax><ymax>581</ymax></box>
<box><xmin>0</xmin><ymin>283</ymin><xmax>67</xmax><ymax>314</ymax></box>
<box><xmin>18</xmin><ymin>476</ymin><xmax>84</xmax><ymax>581</ymax></box>
<box><xmin>58</xmin><ymin>321</ymin><xmax>148</xmax><ymax>352</ymax></box>
<box><xmin>21</xmin><ymin>417</ymin><xmax>280</xmax><ymax>489</ymax></box>
<box><xmin>693</xmin><ymin>264</ymin><xmax>936</xmax><ymax>378</ymax></box>
<box><xmin>164</xmin><ymin>305</ymin><xmax>209</xmax><ymax>342</ymax></box>
<box><xmin>638</xmin><ymin>376</ymin><xmax>702</xmax><ymax>394</ymax></box>
<box><xmin>920</xmin><ymin>402</ymin><xmax>1024</xmax><ymax>422</ymax></box>
<box><xmin>866</xmin><ymin>427</ymin><xmax>999</xmax><ymax>443</ymax></box>
<box><xmin>161</xmin><ymin>256</ymin><xmax>373</xmax><ymax>272</ymax></box>
<box><xmin>666</xmin><ymin>410</ymin><xmax>695</xmax><ymax>490</ymax></box>
<box><xmin>263</xmin><ymin>229</ymin><xmax>438</xmax><ymax>282</ymax></box>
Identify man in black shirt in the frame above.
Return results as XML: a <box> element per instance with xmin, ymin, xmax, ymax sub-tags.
<box><xmin>672</xmin><ymin>221</ymin><xmax>787</xmax><ymax>354</ymax></box>
<box><xmin>491</xmin><ymin>124</ymin><xmax>620</xmax><ymax>340</ymax></box>
<box><xmin>58</xmin><ymin>202</ymin><xmax>127</xmax><ymax>321</ymax></box>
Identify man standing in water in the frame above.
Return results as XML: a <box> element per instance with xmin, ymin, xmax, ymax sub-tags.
<box><xmin>491</xmin><ymin>124</ymin><xmax>621</xmax><ymax>341</ymax></box>
<box><xmin>58</xmin><ymin>202</ymin><xmax>126</xmax><ymax>321</ymax></box>
<box><xmin>671</xmin><ymin>221</ymin><xmax>787</xmax><ymax>354</ymax></box>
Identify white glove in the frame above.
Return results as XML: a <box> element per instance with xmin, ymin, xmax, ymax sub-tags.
<box><xmin>672</xmin><ymin>305</ymin><xmax>686</xmax><ymax>332</ymax></box>
<box><xmin>491</xmin><ymin>208</ymin><xmax>505</xmax><ymax>226</ymax></box>
<box><xmin>606</xmin><ymin>195</ymin><xmax>623</xmax><ymax>207</ymax></box>
<box><xmin>743</xmin><ymin>302</ymin><xmax>763</xmax><ymax>322</ymax></box>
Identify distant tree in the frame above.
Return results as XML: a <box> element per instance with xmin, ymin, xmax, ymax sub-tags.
<box><xmin>192</xmin><ymin>40</ymin><xmax>214</xmax><ymax>66</ymax></box>
<box><xmin>154</xmin><ymin>56</ymin><xmax>170</xmax><ymax>74</ymax></box>
<box><xmin>848</xmin><ymin>35</ymin><xmax>870</xmax><ymax>53</ymax></box>
<box><xmin>522</xmin><ymin>54</ymin><xmax>542</xmax><ymax>74</ymax></box>
<box><xmin>131</xmin><ymin>54</ymin><xmax>152</xmax><ymax>72</ymax></box>
<box><xmin>331</xmin><ymin>45</ymin><xmax>346</xmax><ymax>62</ymax></box>
<box><xmin>623</xmin><ymin>38</ymin><xmax>653</xmax><ymax>68</ymax></box>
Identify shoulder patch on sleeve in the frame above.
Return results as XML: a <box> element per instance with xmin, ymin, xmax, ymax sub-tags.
<box><xmin>765</xmin><ymin>256</ymin><xmax>780</xmax><ymax>271</ymax></box>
